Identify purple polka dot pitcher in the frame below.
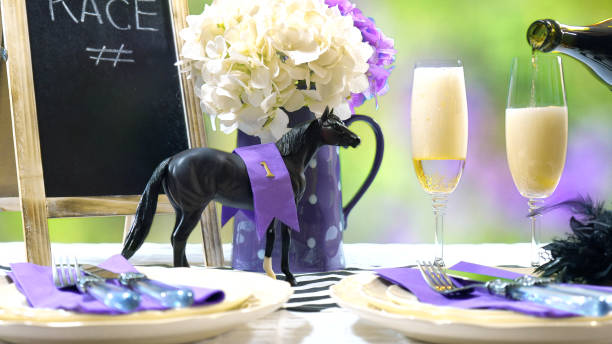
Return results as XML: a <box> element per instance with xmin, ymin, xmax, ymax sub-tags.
<box><xmin>231</xmin><ymin>107</ymin><xmax>384</xmax><ymax>272</ymax></box>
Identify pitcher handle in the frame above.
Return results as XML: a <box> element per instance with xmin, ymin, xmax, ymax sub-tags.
<box><xmin>342</xmin><ymin>114</ymin><xmax>385</xmax><ymax>223</ymax></box>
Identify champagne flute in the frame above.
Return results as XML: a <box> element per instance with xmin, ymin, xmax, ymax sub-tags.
<box><xmin>410</xmin><ymin>60</ymin><xmax>468</xmax><ymax>267</ymax></box>
<box><xmin>506</xmin><ymin>54</ymin><xmax>567</xmax><ymax>267</ymax></box>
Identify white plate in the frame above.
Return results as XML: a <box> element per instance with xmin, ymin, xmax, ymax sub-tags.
<box><xmin>330</xmin><ymin>272</ymin><xmax>612</xmax><ymax>344</ymax></box>
<box><xmin>0</xmin><ymin>267</ymin><xmax>292</xmax><ymax>344</ymax></box>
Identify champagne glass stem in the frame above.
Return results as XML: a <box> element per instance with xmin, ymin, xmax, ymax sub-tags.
<box><xmin>528</xmin><ymin>198</ymin><xmax>543</xmax><ymax>267</ymax></box>
<box><xmin>432</xmin><ymin>195</ymin><xmax>449</xmax><ymax>267</ymax></box>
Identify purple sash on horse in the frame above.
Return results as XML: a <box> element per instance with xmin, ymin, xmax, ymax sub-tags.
<box><xmin>221</xmin><ymin>143</ymin><xmax>300</xmax><ymax>240</ymax></box>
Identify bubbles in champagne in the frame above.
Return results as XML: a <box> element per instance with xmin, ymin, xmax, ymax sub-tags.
<box><xmin>413</xmin><ymin>159</ymin><xmax>466</xmax><ymax>194</ymax></box>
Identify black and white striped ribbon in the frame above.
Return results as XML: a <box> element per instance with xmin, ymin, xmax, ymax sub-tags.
<box><xmin>283</xmin><ymin>268</ymin><xmax>363</xmax><ymax>312</ymax></box>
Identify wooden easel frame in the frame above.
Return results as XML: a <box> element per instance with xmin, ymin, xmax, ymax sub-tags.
<box><xmin>0</xmin><ymin>1</ymin><xmax>223</xmax><ymax>267</ymax></box>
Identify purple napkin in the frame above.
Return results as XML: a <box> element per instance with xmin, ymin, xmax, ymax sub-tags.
<box><xmin>8</xmin><ymin>255</ymin><xmax>224</xmax><ymax>314</ymax></box>
<box><xmin>376</xmin><ymin>261</ymin><xmax>612</xmax><ymax>318</ymax></box>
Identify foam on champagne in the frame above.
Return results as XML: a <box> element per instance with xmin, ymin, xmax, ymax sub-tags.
<box><xmin>506</xmin><ymin>106</ymin><xmax>568</xmax><ymax>198</ymax></box>
<box><xmin>411</xmin><ymin>67</ymin><xmax>468</xmax><ymax>160</ymax></box>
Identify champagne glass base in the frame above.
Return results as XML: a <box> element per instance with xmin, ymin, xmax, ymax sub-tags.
<box><xmin>432</xmin><ymin>195</ymin><xmax>449</xmax><ymax>268</ymax></box>
<box><xmin>528</xmin><ymin>198</ymin><xmax>544</xmax><ymax>267</ymax></box>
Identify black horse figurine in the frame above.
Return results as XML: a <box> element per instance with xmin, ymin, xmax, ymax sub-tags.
<box><xmin>121</xmin><ymin>108</ymin><xmax>360</xmax><ymax>286</ymax></box>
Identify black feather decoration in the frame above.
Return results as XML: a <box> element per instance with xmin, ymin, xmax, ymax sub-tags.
<box><xmin>532</xmin><ymin>196</ymin><xmax>612</xmax><ymax>284</ymax></box>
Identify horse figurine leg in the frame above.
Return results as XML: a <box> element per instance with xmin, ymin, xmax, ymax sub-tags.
<box><xmin>170</xmin><ymin>207</ymin><xmax>205</xmax><ymax>267</ymax></box>
<box><xmin>263</xmin><ymin>220</ymin><xmax>297</xmax><ymax>286</ymax></box>
<box><xmin>280</xmin><ymin>223</ymin><xmax>296</xmax><ymax>286</ymax></box>
<box><xmin>263</xmin><ymin>220</ymin><xmax>277</xmax><ymax>280</ymax></box>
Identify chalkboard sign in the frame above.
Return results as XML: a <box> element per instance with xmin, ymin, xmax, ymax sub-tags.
<box><xmin>0</xmin><ymin>1</ymin><xmax>223</xmax><ymax>266</ymax></box>
<box><xmin>25</xmin><ymin>0</ymin><xmax>188</xmax><ymax>197</ymax></box>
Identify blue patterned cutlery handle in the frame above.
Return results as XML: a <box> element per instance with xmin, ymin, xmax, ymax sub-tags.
<box><xmin>120</xmin><ymin>272</ymin><xmax>194</xmax><ymax>308</ymax></box>
<box><xmin>546</xmin><ymin>284</ymin><xmax>612</xmax><ymax>311</ymax></box>
<box><xmin>487</xmin><ymin>280</ymin><xmax>610</xmax><ymax>317</ymax></box>
<box><xmin>77</xmin><ymin>276</ymin><xmax>141</xmax><ymax>313</ymax></box>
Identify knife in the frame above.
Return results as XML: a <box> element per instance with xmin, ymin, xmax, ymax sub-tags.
<box><xmin>445</xmin><ymin>269</ymin><xmax>514</xmax><ymax>283</ymax></box>
<box><xmin>81</xmin><ymin>264</ymin><xmax>194</xmax><ymax>308</ymax></box>
<box><xmin>446</xmin><ymin>268</ymin><xmax>612</xmax><ymax>311</ymax></box>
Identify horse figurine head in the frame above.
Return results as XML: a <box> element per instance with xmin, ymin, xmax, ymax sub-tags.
<box><xmin>275</xmin><ymin>107</ymin><xmax>360</xmax><ymax>169</ymax></box>
<box><xmin>318</xmin><ymin>108</ymin><xmax>361</xmax><ymax>148</ymax></box>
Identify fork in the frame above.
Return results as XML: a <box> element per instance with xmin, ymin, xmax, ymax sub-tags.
<box><xmin>416</xmin><ymin>260</ymin><xmax>611</xmax><ymax>317</ymax></box>
<box><xmin>53</xmin><ymin>256</ymin><xmax>141</xmax><ymax>313</ymax></box>
<box><xmin>417</xmin><ymin>260</ymin><xmax>476</xmax><ymax>296</ymax></box>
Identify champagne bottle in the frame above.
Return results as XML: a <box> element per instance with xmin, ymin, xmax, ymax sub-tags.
<box><xmin>526</xmin><ymin>18</ymin><xmax>612</xmax><ymax>90</ymax></box>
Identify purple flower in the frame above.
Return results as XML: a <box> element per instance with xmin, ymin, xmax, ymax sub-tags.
<box><xmin>326</xmin><ymin>0</ymin><xmax>396</xmax><ymax>112</ymax></box>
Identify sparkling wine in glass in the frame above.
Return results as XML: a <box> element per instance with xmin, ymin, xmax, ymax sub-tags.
<box><xmin>506</xmin><ymin>54</ymin><xmax>567</xmax><ymax>267</ymax></box>
<box><xmin>410</xmin><ymin>60</ymin><xmax>468</xmax><ymax>266</ymax></box>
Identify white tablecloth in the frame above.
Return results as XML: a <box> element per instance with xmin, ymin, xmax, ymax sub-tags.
<box><xmin>0</xmin><ymin>242</ymin><xmax>535</xmax><ymax>344</ymax></box>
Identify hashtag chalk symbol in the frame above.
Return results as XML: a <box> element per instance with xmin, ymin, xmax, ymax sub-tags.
<box><xmin>86</xmin><ymin>44</ymin><xmax>135</xmax><ymax>67</ymax></box>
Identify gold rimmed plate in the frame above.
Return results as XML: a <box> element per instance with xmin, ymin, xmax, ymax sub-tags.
<box><xmin>0</xmin><ymin>267</ymin><xmax>292</xmax><ymax>344</ymax></box>
<box><xmin>330</xmin><ymin>272</ymin><xmax>612</xmax><ymax>344</ymax></box>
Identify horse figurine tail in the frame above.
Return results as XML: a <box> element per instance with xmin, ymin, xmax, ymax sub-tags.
<box><xmin>121</xmin><ymin>158</ymin><xmax>171</xmax><ymax>259</ymax></box>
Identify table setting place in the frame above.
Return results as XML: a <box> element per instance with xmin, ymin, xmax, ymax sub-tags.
<box><xmin>0</xmin><ymin>253</ymin><xmax>293</xmax><ymax>344</ymax></box>
<box><xmin>331</xmin><ymin>261</ymin><xmax>612</xmax><ymax>344</ymax></box>
<box><xmin>0</xmin><ymin>0</ymin><xmax>611</xmax><ymax>343</ymax></box>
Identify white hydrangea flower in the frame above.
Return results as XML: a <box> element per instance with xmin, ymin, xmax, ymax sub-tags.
<box><xmin>180</xmin><ymin>0</ymin><xmax>373</xmax><ymax>142</ymax></box>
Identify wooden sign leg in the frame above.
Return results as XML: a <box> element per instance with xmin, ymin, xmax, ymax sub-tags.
<box><xmin>2</xmin><ymin>0</ymin><xmax>51</xmax><ymax>266</ymax></box>
<box><xmin>20</xmin><ymin>202</ymin><xmax>51</xmax><ymax>266</ymax></box>
<box><xmin>170</xmin><ymin>0</ymin><xmax>223</xmax><ymax>267</ymax></box>
<box><xmin>200</xmin><ymin>203</ymin><xmax>223</xmax><ymax>266</ymax></box>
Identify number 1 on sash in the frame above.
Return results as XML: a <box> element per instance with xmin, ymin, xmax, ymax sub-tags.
<box><xmin>260</xmin><ymin>161</ymin><xmax>275</xmax><ymax>178</ymax></box>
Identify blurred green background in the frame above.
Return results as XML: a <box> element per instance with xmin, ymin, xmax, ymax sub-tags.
<box><xmin>1</xmin><ymin>0</ymin><xmax>611</xmax><ymax>248</ymax></box>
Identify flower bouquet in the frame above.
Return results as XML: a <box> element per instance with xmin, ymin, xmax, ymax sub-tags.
<box><xmin>179</xmin><ymin>0</ymin><xmax>395</xmax><ymax>142</ymax></box>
